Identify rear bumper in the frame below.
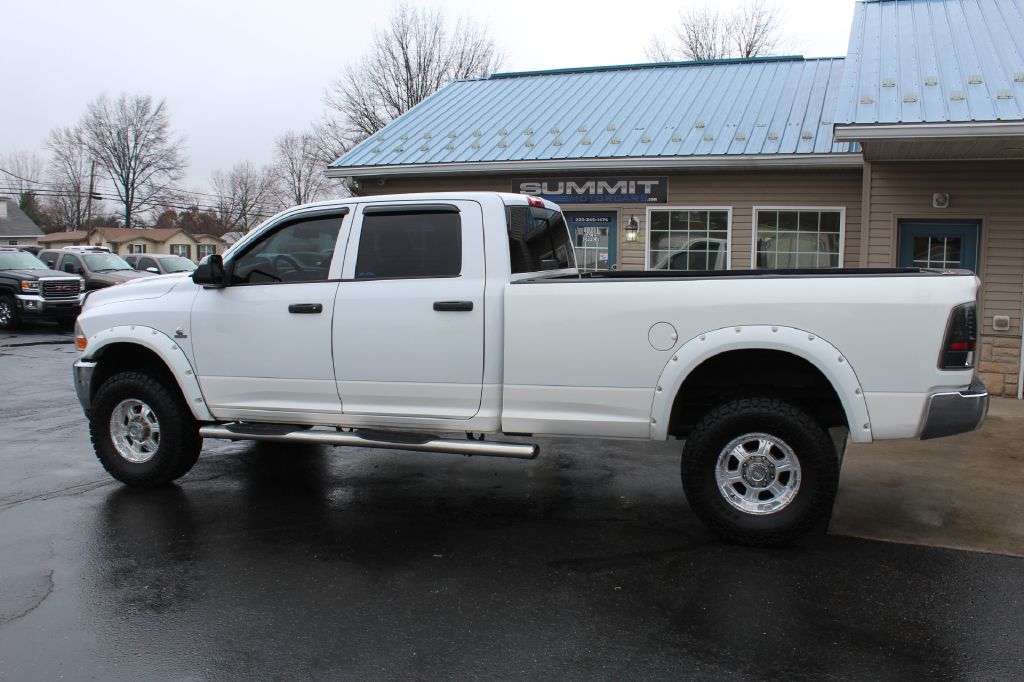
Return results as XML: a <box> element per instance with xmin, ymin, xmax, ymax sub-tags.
<box><xmin>73</xmin><ymin>359</ymin><xmax>97</xmax><ymax>414</ymax></box>
<box><xmin>920</xmin><ymin>377</ymin><xmax>989</xmax><ymax>440</ymax></box>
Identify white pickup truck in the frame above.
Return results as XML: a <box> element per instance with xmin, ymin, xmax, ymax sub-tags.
<box><xmin>72</xmin><ymin>192</ymin><xmax>988</xmax><ymax>545</ymax></box>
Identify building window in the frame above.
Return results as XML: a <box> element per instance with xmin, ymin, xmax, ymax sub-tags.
<box><xmin>169</xmin><ymin>244</ymin><xmax>191</xmax><ymax>259</ymax></box>
<box><xmin>647</xmin><ymin>208</ymin><xmax>730</xmax><ymax>271</ymax></box>
<box><xmin>7</xmin><ymin>239</ymin><xmax>17</xmax><ymax>246</ymax></box>
<box><xmin>197</xmin><ymin>244</ymin><xmax>216</xmax><ymax>260</ymax></box>
<box><xmin>129</xmin><ymin>243</ymin><xmax>146</xmax><ymax>254</ymax></box>
<box><xmin>754</xmin><ymin>209</ymin><xmax>844</xmax><ymax>269</ymax></box>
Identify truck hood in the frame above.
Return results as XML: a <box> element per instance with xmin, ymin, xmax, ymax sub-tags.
<box><xmin>3</xmin><ymin>268</ymin><xmax>78</xmax><ymax>281</ymax></box>
<box><xmin>90</xmin><ymin>270</ymin><xmax>153</xmax><ymax>286</ymax></box>
<box><xmin>85</xmin><ymin>272</ymin><xmax>193</xmax><ymax>308</ymax></box>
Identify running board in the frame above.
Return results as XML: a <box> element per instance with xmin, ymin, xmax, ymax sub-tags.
<box><xmin>199</xmin><ymin>424</ymin><xmax>539</xmax><ymax>460</ymax></box>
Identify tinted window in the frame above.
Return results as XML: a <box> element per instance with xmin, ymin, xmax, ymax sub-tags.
<box><xmin>59</xmin><ymin>254</ymin><xmax>83</xmax><ymax>274</ymax></box>
<box><xmin>355</xmin><ymin>211</ymin><xmax>461</xmax><ymax>279</ymax></box>
<box><xmin>83</xmin><ymin>254</ymin><xmax>132</xmax><ymax>271</ymax></box>
<box><xmin>230</xmin><ymin>216</ymin><xmax>341</xmax><ymax>285</ymax></box>
<box><xmin>139</xmin><ymin>257</ymin><xmax>158</xmax><ymax>271</ymax></box>
<box><xmin>506</xmin><ymin>206</ymin><xmax>575</xmax><ymax>274</ymax></box>
<box><xmin>40</xmin><ymin>252</ymin><xmax>58</xmax><ymax>268</ymax></box>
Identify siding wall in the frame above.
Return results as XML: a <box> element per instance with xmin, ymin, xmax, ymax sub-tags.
<box><xmin>865</xmin><ymin>160</ymin><xmax>1024</xmax><ymax>396</ymax></box>
<box><xmin>356</xmin><ymin>168</ymin><xmax>865</xmax><ymax>270</ymax></box>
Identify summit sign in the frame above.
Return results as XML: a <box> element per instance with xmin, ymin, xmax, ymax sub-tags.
<box><xmin>514</xmin><ymin>177</ymin><xmax>668</xmax><ymax>204</ymax></box>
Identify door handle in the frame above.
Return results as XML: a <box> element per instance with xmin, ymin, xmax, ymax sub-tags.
<box><xmin>288</xmin><ymin>303</ymin><xmax>323</xmax><ymax>314</ymax></box>
<box><xmin>433</xmin><ymin>301</ymin><xmax>474</xmax><ymax>312</ymax></box>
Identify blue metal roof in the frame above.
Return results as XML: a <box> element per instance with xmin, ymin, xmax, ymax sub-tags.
<box><xmin>837</xmin><ymin>0</ymin><xmax>1024</xmax><ymax>125</ymax></box>
<box><xmin>330</xmin><ymin>56</ymin><xmax>857</xmax><ymax>171</ymax></box>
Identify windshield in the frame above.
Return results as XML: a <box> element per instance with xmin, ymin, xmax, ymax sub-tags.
<box><xmin>160</xmin><ymin>256</ymin><xmax>197</xmax><ymax>273</ymax></box>
<box><xmin>83</xmin><ymin>253</ymin><xmax>133</xmax><ymax>271</ymax></box>
<box><xmin>0</xmin><ymin>252</ymin><xmax>49</xmax><ymax>270</ymax></box>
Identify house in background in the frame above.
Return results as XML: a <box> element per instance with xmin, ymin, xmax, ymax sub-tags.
<box><xmin>37</xmin><ymin>227</ymin><xmax>224</xmax><ymax>261</ymax></box>
<box><xmin>0</xmin><ymin>197</ymin><xmax>44</xmax><ymax>247</ymax></box>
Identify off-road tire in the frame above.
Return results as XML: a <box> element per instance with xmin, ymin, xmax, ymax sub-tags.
<box><xmin>681</xmin><ymin>397</ymin><xmax>840</xmax><ymax>547</ymax></box>
<box><xmin>90</xmin><ymin>370</ymin><xmax>202</xmax><ymax>487</ymax></box>
<box><xmin>0</xmin><ymin>295</ymin><xmax>21</xmax><ymax>330</ymax></box>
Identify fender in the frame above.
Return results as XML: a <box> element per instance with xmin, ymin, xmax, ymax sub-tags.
<box><xmin>649</xmin><ymin>325</ymin><xmax>873</xmax><ymax>443</ymax></box>
<box><xmin>82</xmin><ymin>324</ymin><xmax>215</xmax><ymax>422</ymax></box>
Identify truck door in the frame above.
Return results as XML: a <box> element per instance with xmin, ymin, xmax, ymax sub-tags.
<box><xmin>333</xmin><ymin>201</ymin><xmax>485</xmax><ymax>419</ymax></box>
<box><xmin>190</xmin><ymin>209</ymin><xmax>349</xmax><ymax>421</ymax></box>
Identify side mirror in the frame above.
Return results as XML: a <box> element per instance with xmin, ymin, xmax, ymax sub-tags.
<box><xmin>146</xmin><ymin>267</ymin><xmax>159</xmax><ymax>274</ymax></box>
<box><xmin>192</xmin><ymin>254</ymin><xmax>226</xmax><ymax>287</ymax></box>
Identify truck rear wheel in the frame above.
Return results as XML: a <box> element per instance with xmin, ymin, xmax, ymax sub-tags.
<box><xmin>89</xmin><ymin>370</ymin><xmax>202</xmax><ymax>487</ymax></box>
<box><xmin>680</xmin><ymin>397</ymin><xmax>840</xmax><ymax>547</ymax></box>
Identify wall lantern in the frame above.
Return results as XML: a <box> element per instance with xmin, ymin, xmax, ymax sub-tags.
<box><xmin>624</xmin><ymin>216</ymin><xmax>640</xmax><ymax>242</ymax></box>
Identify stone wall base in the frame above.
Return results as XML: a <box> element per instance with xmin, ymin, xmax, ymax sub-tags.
<box><xmin>978</xmin><ymin>336</ymin><xmax>1021</xmax><ymax>397</ymax></box>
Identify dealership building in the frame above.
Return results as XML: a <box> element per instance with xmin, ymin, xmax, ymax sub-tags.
<box><xmin>327</xmin><ymin>0</ymin><xmax>1024</xmax><ymax>397</ymax></box>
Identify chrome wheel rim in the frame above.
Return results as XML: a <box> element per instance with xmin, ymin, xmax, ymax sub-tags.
<box><xmin>0</xmin><ymin>300</ymin><xmax>11</xmax><ymax>325</ymax></box>
<box><xmin>110</xmin><ymin>398</ymin><xmax>161</xmax><ymax>463</ymax></box>
<box><xmin>715</xmin><ymin>432</ymin><xmax>801</xmax><ymax>514</ymax></box>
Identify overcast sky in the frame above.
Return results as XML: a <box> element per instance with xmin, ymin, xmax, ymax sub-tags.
<box><xmin>3</xmin><ymin>0</ymin><xmax>857</xmax><ymax>191</ymax></box>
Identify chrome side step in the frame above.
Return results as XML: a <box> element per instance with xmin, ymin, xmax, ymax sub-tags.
<box><xmin>199</xmin><ymin>424</ymin><xmax>539</xmax><ymax>460</ymax></box>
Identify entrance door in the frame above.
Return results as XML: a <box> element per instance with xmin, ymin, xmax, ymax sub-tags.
<box><xmin>898</xmin><ymin>220</ymin><xmax>980</xmax><ymax>272</ymax></box>
<box><xmin>333</xmin><ymin>200</ymin><xmax>486</xmax><ymax>419</ymax></box>
<box><xmin>565</xmin><ymin>211</ymin><xmax>617</xmax><ymax>272</ymax></box>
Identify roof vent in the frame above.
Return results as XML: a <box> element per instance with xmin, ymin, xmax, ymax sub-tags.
<box><xmin>903</xmin><ymin>93</ymin><xmax>919</xmax><ymax>103</ymax></box>
<box><xmin>445</xmin><ymin>143</ymin><xmax>454</xmax><ymax>150</ymax></box>
<box><xmin>860</xmin><ymin>95</ymin><xmax>875</xmax><ymax>105</ymax></box>
<box><xmin>523</xmin><ymin>128</ymin><xmax>534</xmax><ymax>135</ymax></box>
<box><xmin>1016</xmin><ymin>73</ymin><xmax>1024</xmax><ymax>83</ymax></box>
<box><xmin>550</xmin><ymin>127</ymin><xmax>560</xmax><ymax>135</ymax></box>
<box><xmin>419</xmin><ymin>145</ymin><xmax>429</xmax><ymax>152</ymax></box>
<box><xmin>950</xmin><ymin>91</ymin><xmax>966</xmax><ymax>101</ymax></box>
<box><xmin>925</xmin><ymin>76</ymin><xmax>938</xmax><ymax>86</ymax></box>
<box><xmin>735</xmin><ymin>134</ymin><xmax>746</xmax><ymax>141</ymax></box>
<box><xmin>755</xmin><ymin>122</ymin><xmax>766</xmax><ymax>128</ymax></box>
<box><xmin>472</xmin><ymin>130</ymin><xmax>482</xmax><ymax>137</ymax></box>
<box><xmin>577</xmin><ymin>126</ymin><xmax>588</xmax><ymax>133</ymax></box>
<box><xmin>606</xmin><ymin>124</ymin><xmax>616</xmax><ymax>131</ymax></box>
<box><xmin>703</xmin><ymin>134</ymin><xmax>714</xmax><ymax>142</ymax></box>
<box><xmin>610</xmin><ymin>137</ymin><xmax>621</xmax><ymax>144</ymax></box>
<box><xmin>581</xmin><ymin>138</ymin><xmax>592</xmax><ymax>145</ymax></box>
<box><xmin>767</xmin><ymin>132</ymin><xmax>779</xmax><ymax>141</ymax></box>
<box><xmin>997</xmin><ymin>89</ymin><xmax>1015</xmax><ymax>100</ymax></box>
<box><xmin>695</xmin><ymin>121</ymin><xmax>705</xmax><ymax>128</ymax></box>
<box><xmin>423</xmin><ymin>132</ymin><xmax>432</xmax><ymax>139</ymax></box>
<box><xmin>552</xmin><ymin>139</ymin><xmax>563</xmax><ymax>146</ymax></box>
<box><xmin>499</xmin><ymin>129</ymin><xmax>508</xmax><ymax>136</ymax></box>
<box><xmin>472</xmin><ymin>142</ymin><xmax>481</xmax><ymax>149</ymax></box>
<box><xmin>371</xmin><ymin>147</ymin><xmax>381</xmax><ymax>153</ymax></box>
<box><xmin>882</xmin><ymin>78</ymin><xmax>896</xmax><ymax>88</ymax></box>
<box><xmin>525</xmin><ymin>140</ymin><xmax>535</xmax><ymax>147</ymax></box>
<box><xmin>671</xmin><ymin>135</ymin><xmax>682</xmax><ymax>143</ymax></box>
<box><xmin>968</xmin><ymin>75</ymin><xmax>983</xmax><ymax>85</ymax></box>
<box><xmin>498</xmin><ymin>141</ymin><xmax>508</xmax><ymax>148</ymax></box>
<box><xmin>399</xmin><ymin>135</ymin><xmax>409</xmax><ymax>141</ymax></box>
<box><xmin>447</xmin><ymin>132</ymin><xmax>457</xmax><ymax>139</ymax></box>
<box><xmin>801</xmin><ymin>131</ymin><xmax>813</xmax><ymax>140</ymax></box>
<box><xmin>394</xmin><ymin>146</ymin><xmax>405</xmax><ymax>153</ymax></box>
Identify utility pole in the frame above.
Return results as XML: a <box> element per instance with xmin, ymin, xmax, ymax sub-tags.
<box><xmin>84</xmin><ymin>159</ymin><xmax>96</xmax><ymax>245</ymax></box>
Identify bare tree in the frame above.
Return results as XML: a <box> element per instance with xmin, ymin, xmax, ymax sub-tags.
<box><xmin>81</xmin><ymin>93</ymin><xmax>187</xmax><ymax>227</ymax></box>
<box><xmin>323</xmin><ymin>1</ymin><xmax>505</xmax><ymax>149</ymax></box>
<box><xmin>45</xmin><ymin>127</ymin><xmax>94</xmax><ymax>230</ymax></box>
<box><xmin>272</xmin><ymin>130</ymin><xmax>331</xmax><ymax>207</ymax></box>
<box><xmin>210</xmin><ymin>162</ymin><xmax>276</xmax><ymax>233</ymax></box>
<box><xmin>0</xmin><ymin>150</ymin><xmax>45</xmax><ymax>199</ymax></box>
<box><xmin>645</xmin><ymin>0</ymin><xmax>786</xmax><ymax>62</ymax></box>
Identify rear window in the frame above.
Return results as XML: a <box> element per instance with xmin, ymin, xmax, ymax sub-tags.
<box><xmin>506</xmin><ymin>205</ymin><xmax>575</xmax><ymax>274</ymax></box>
<box><xmin>355</xmin><ymin>211</ymin><xmax>461</xmax><ymax>279</ymax></box>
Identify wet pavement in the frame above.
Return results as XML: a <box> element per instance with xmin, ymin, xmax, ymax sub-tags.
<box><xmin>1</xmin><ymin>326</ymin><xmax>1023</xmax><ymax>680</ymax></box>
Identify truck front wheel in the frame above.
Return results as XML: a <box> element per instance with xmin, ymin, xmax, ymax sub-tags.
<box><xmin>0</xmin><ymin>295</ymin><xmax>21</xmax><ymax>330</ymax></box>
<box><xmin>680</xmin><ymin>397</ymin><xmax>840</xmax><ymax>547</ymax></box>
<box><xmin>89</xmin><ymin>370</ymin><xmax>202</xmax><ymax>487</ymax></box>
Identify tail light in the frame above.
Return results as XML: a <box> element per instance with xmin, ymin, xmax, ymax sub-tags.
<box><xmin>939</xmin><ymin>302</ymin><xmax>977</xmax><ymax>370</ymax></box>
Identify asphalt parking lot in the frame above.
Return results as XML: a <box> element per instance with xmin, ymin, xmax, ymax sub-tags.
<box><xmin>1</xmin><ymin>326</ymin><xmax>1023</xmax><ymax>680</ymax></box>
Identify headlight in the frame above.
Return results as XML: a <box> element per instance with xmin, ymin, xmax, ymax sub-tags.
<box><xmin>74</xmin><ymin>321</ymin><xmax>87</xmax><ymax>351</ymax></box>
<box><xmin>20</xmin><ymin>281</ymin><xmax>39</xmax><ymax>292</ymax></box>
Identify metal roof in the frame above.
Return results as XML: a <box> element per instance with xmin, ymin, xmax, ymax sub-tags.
<box><xmin>330</xmin><ymin>56</ymin><xmax>857</xmax><ymax>172</ymax></box>
<box><xmin>837</xmin><ymin>0</ymin><xmax>1024</xmax><ymax>125</ymax></box>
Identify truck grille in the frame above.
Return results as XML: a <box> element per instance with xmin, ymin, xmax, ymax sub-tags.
<box><xmin>41</xmin><ymin>279</ymin><xmax>81</xmax><ymax>300</ymax></box>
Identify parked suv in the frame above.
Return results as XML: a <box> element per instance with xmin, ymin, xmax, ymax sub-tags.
<box><xmin>0</xmin><ymin>248</ymin><xmax>84</xmax><ymax>329</ymax></box>
<box><xmin>38</xmin><ymin>248</ymin><xmax>151</xmax><ymax>291</ymax></box>
<box><xmin>123</xmin><ymin>253</ymin><xmax>197</xmax><ymax>275</ymax></box>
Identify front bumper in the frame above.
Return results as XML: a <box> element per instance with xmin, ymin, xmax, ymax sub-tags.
<box><xmin>920</xmin><ymin>377</ymin><xmax>989</xmax><ymax>440</ymax></box>
<box><xmin>73</xmin><ymin>359</ymin><xmax>97</xmax><ymax>413</ymax></box>
<box><xmin>15</xmin><ymin>293</ymin><xmax>83</xmax><ymax>318</ymax></box>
